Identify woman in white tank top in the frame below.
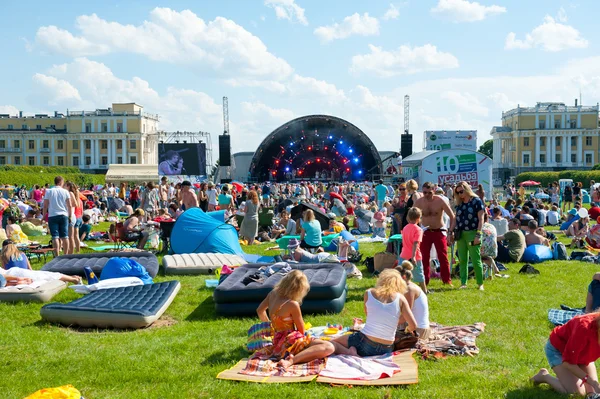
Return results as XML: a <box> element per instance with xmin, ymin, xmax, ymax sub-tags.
<box><xmin>397</xmin><ymin>261</ymin><xmax>431</xmax><ymax>340</ymax></box>
<box><xmin>331</xmin><ymin>269</ymin><xmax>417</xmax><ymax>357</ymax></box>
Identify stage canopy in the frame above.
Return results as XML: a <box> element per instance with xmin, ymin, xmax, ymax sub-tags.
<box><xmin>249</xmin><ymin>115</ymin><xmax>382</xmax><ymax>181</ymax></box>
<box><xmin>105</xmin><ymin>164</ymin><xmax>159</xmax><ymax>183</ymax></box>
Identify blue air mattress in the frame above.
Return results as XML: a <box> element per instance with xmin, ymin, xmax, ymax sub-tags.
<box><xmin>41</xmin><ymin>252</ymin><xmax>159</xmax><ymax>278</ymax></box>
<box><xmin>521</xmin><ymin>244</ymin><xmax>553</xmax><ymax>263</ymax></box>
<box><xmin>40</xmin><ymin>281</ymin><xmax>180</xmax><ymax>329</ymax></box>
<box><xmin>213</xmin><ymin>263</ymin><xmax>347</xmax><ymax>316</ymax></box>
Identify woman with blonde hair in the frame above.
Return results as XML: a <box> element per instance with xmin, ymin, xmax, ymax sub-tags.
<box><xmin>396</xmin><ymin>261</ymin><xmax>430</xmax><ymax>340</ymax></box>
<box><xmin>400</xmin><ymin>179</ymin><xmax>422</xmax><ymax>230</ymax></box>
<box><xmin>300</xmin><ymin>209</ymin><xmax>323</xmax><ymax>251</ymax></box>
<box><xmin>239</xmin><ymin>190</ymin><xmax>260</xmax><ymax>245</ymax></box>
<box><xmin>332</xmin><ymin>269</ymin><xmax>417</xmax><ymax>357</ymax></box>
<box><xmin>452</xmin><ymin>181</ymin><xmax>486</xmax><ymax>290</ymax></box>
<box><xmin>1</xmin><ymin>239</ymin><xmax>32</xmax><ymax>270</ymax></box>
<box><xmin>251</xmin><ymin>270</ymin><xmax>334</xmax><ymax>369</ymax></box>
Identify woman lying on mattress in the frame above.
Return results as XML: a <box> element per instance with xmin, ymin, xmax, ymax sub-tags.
<box><xmin>331</xmin><ymin>269</ymin><xmax>417</xmax><ymax>357</ymax></box>
<box><xmin>253</xmin><ymin>270</ymin><xmax>334</xmax><ymax>368</ymax></box>
<box><xmin>0</xmin><ymin>266</ymin><xmax>81</xmax><ymax>287</ymax></box>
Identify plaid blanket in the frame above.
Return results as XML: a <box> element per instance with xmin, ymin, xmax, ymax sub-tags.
<box><xmin>240</xmin><ymin>357</ymin><xmax>325</xmax><ymax>377</ymax></box>
<box><xmin>548</xmin><ymin>308</ymin><xmax>584</xmax><ymax>326</ymax></box>
<box><xmin>417</xmin><ymin>322</ymin><xmax>485</xmax><ymax>358</ymax></box>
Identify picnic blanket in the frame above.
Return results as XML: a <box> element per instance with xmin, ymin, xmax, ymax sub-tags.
<box><xmin>417</xmin><ymin>322</ymin><xmax>485</xmax><ymax>358</ymax></box>
<box><xmin>240</xmin><ymin>357</ymin><xmax>325</xmax><ymax>377</ymax></box>
<box><xmin>319</xmin><ymin>352</ymin><xmax>400</xmax><ymax>380</ymax></box>
<box><xmin>548</xmin><ymin>307</ymin><xmax>584</xmax><ymax>326</ymax></box>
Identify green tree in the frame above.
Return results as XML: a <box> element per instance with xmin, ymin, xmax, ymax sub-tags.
<box><xmin>478</xmin><ymin>139</ymin><xmax>493</xmax><ymax>158</ymax></box>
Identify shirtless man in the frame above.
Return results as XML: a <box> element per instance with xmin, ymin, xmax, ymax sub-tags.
<box><xmin>414</xmin><ymin>181</ymin><xmax>456</xmax><ymax>285</ymax></box>
<box><xmin>159</xmin><ymin>176</ymin><xmax>169</xmax><ymax>208</ymax></box>
<box><xmin>179</xmin><ymin>181</ymin><xmax>198</xmax><ymax>211</ymax></box>
<box><xmin>525</xmin><ymin>220</ymin><xmax>550</xmax><ymax>247</ymax></box>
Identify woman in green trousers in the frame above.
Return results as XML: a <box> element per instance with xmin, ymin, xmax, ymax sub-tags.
<box><xmin>452</xmin><ymin>181</ymin><xmax>486</xmax><ymax>291</ymax></box>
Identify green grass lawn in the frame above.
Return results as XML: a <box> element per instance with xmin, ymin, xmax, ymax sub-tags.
<box><xmin>0</xmin><ymin>223</ymin><xmax>594</xmax><ymax>398</ymax></box>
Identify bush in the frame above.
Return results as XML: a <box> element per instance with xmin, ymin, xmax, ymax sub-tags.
<box><xmin>516</xmin><ymin>171</ymin><xmax>600</xmax><ymax>187</ymax></box>
<box><xmin>0</xmin><ymin>169</ymin><xmax>105</xmax><ymax>188</ymax></box>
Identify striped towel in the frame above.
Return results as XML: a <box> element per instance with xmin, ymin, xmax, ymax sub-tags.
<box><xmin>240</xmin><ymin>357</ymin><xmax>325</xmax><ymax>377</ymax></box>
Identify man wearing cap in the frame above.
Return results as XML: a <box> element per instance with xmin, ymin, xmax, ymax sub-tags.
<box><xmin>180</xmin><ymin>181</ymin><xmax>199</xmax><ymax>211</ymax></box>
<box><xmin>414</xmin><ymin>181</ymin><xmax>456</xmax><ymax>285</ymax></box>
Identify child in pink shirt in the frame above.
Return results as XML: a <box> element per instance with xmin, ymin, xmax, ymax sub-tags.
<box><xmin>400</xmin><ymin>207</ymin><xmax>427</xmax><ymax>292</ymax></box>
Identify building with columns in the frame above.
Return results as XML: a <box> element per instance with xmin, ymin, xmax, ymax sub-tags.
<box><xmin>491</xmin><ymin>101</ymin><xmax>600</xmax><ymax>183</ymax></box>
<box><xmin>0</xmin><ymin>103</ymin><xmax>159</xmax><ymax>172</ymax></box>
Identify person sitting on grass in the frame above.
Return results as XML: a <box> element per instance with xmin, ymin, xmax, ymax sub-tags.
<box><xmin>331</xmin><ymin>269</ymin><xmax>417</xmax><ymax>357</ymax></box>
<box><xmin>525</xmin><ymin>220</ymin><xmax>550</xmax><ymax>247</ymax></box>
<box><xmin>79</xmin><ymin>214</ymin><xmax>92</xmax><ymax>242</ymax></box>
<box><xmin>496</xmin><ymin>218</ymin><xmax>526</xmax><ymax>263</ymax></box>
<box><xmin>252</xmin><ymin>270</ymin><xmax>334</xmax><ymax>368</ymax></box>
<box><xmin>323</xmin><ymin>217</ymin><xmax>345</xmax><ymax>236</ymax></box>
<box><xmin>396</xmin><ymin>261</ymin><xmax>431</xmax><ymax>340</ymax></box>
<box><xmin>568</xmin><ymin>216</ymin><xmax>590</xmax><ymax>247</ymax></box>
<box><xmin>586</xmin><ymin>273</ymin><xmax>600</xmax><ymax>314</ymax></box>
<box><xmin>530</xmin><ymin>312</ymin><xmax>600</xmax><ymax>396</ymax></box>
<box><xmin>547</xmin><ymin>205</ymin><xmax>561</xmax><ymax>226</ymax></box>
<box><xmin>300</xmin><ymin>210</ymin><xmax>323</xmax><ymax>252</ymax></box>
<box><xmin>1</xmin><ymin>240</ymin><xmax>31</xmax><ymax>270</ymax></box>
<box><xmin>5</xmin><ymin>216</ymin><xmax>23</xmax><ymax>240</ymax></box>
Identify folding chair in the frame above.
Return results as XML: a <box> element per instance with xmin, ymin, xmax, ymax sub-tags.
<box><xmin>110</xmin><ymin>221</ymin><xmax>138</xmax><ymax>250</ymax></box>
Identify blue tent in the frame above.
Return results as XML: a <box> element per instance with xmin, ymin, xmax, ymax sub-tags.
<box><xmin>170</xmin><ymin>208</ymin><xmax>244</xmax><ymax>255</ymax></box>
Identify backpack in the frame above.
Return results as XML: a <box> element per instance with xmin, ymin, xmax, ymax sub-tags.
<box><xmin>364</xmin><ymin>256</ymin><xmax>375</xmax><ymax>273</ymax></box>
<box><xmin>552</xmin><ymin>242</ymin><xmax>568</xmax><ymax>260</ymax></box>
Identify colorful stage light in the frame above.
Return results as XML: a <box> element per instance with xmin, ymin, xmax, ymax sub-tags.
<box><xmin>349</xmin><ymin>149</ymin><xmax>353</xmax><ymax>153</ymax></box>
<box><xmin>285</xmin><ymin>166</ymin><xmax>290</xmax><ymax>172</ymax></box>
<box><xmin>328</xmin><ymin>135</ymin><xmax>332</xmax><ymax>139</ymax></box>
<box><xmin>317</xmin><ymin>158</ymin><xmax>321</xmax><ymax>162</ymax></box>
<box><xmin>353</xmin><ymin>158</ymin><xmax>358</xmax><ymax>163</ymax></box>
<box><xmin>308</xmin><ymin>146</ymin><xmax>312</xmax><ymax>151</ymax></box>
<box><xmin>358</xmin><ymin>170</ymin><xmax>363</xmax><ymax>175</ymax></box>
<box><xmin>339</xmin><ymin>140</ymin><xmax>343</xmax><ymax>144</ymax></box>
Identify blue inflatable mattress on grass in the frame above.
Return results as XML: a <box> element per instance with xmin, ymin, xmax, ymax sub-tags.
<box><xmin>40</xmin><ymin>281</ymin><xmax>180</xmax><ymax>329</ymax></box>
<box><xmin>41</xmin><ymin>252</ymin><xmax>159</xmax><ymax>278</ymax></box>
<box><xmin>213</xmin><ymin>264</ymin><xmax>347</xmax><ymax>316</ymax></box>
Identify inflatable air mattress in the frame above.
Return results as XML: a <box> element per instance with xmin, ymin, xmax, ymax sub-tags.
<box><xmin>40</xmin><ymin>281</ymin><xmax>180</xmax><ymax>329</ymax></box>
<box><xmin>213</xmin><ymin>264</ymin><xmax>347</xmax><ymax>316</ymax></box>
<box><xmin>0</xmin><ymin>280</ymin><xmax>67</xmax><ymax>303</ymax></box>
<box><xmin>41</xmin><ymin>252</ymin><xmax>159</xmax><ymax>278</ymax></box>
<box><xmin>521</xmin><ymin>244</ymin><xmax>554</xmax><ymax>263</ymax></box>
<box><xmin>163</xmin><ymin>253</ymin><xmax>247</xmax><ymax>275</ymax></box>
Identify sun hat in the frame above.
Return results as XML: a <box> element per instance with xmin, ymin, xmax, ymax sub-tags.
<box><xmin>435</xmin><ymin>187</ymin><xmax>444</xmax><ymax>195</ymax></box>
<box><xmin>579</xmin><ymin>208</ymin><xmax>589</xmax><ymax>218</ymax></box>
<box><xmin>569</xmin><ymin>209</ymin><xmax>578</xmax><ymax>216</ymax></box>
<box><xmin>287</xmin><ymin>238</ymin><xmax>300</xmax><ymax>249</ymax></box>
<box><xmin>374</xmin><ymin>211</ymin><xmax>385</xmax><ymax>221</ymax></box>
<box><xmin>327</xmin><ymin>212</ymin><xmax>336</xmax><ymax>219</ymax></box>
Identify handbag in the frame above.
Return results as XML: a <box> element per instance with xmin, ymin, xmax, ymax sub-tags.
<box><xmin>394</xmin><ymin>328</ymin><xmax>419</xmax><ymax>351</ymax></box>
<box><xmin>374</xmin><ymin>252</ymin><xmax>398</xmax><ymax>272</ymax></box>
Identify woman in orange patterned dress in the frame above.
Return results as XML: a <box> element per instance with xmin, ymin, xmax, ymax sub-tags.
<box><xmin>253</xmin><ymin>270</ymin><xmax>334</xmax><ymax>368</ymax></box>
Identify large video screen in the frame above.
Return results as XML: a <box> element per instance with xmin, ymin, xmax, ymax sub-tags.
<box><xmin>158</xmin><ymin>143</ymin><xmax>206</xmax><ymax>176</ymax></box>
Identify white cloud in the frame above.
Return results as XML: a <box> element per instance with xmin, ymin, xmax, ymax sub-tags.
<box><xmin>487</xmin><ymin>92</ymin><xmax>521</xmax><ymax>110</ymax></box>
<box><xmin>383</xmin><ymin>4</ymin><xmax>400</xmax><ymax>20</ymax></box>
<box><xmin>34</xmin><ymin>25</ymin><xmax>110</xmax><ymax>56</ymax></box>
<box><xmin>351</xmin><ymin>44</ymin><xmax>459</xmax><ymax>77</ymax></box>
<box><xmin>264</xmin><ymin>0</ymin><xmax>308</xmax><ymax>25</ymax></box>
<box><xmin>314</xmin><ymin>13</ymin><xmax>379</xmax><ymax>43</ymax></box>
<box><xmin>431</xmin><ymin>0</ymin><xmax>506</xmax><ymax>22</ymax></box>
<box><xmin>557</xmin><ymin>7</ymin><xmax>568</xmax><ymax>22</ymax></box>
<box><xmin>224</xmin><ymin>78</ymin><xmax>287</xmax><ymax>94</ymax></box>
<box><xmin>0</xmin><ymin>105</ymin><xmax>19</xmax><ymax>116</ymax></box>
<box><xmin>34</xmin><ymin>8</ymin><xmax>293</xmax><ymax>80</ymax></box>
<box><xmin>440</xmin><ymin>91</ymin><xmax>489</xmax><ymax>117</ymax></box>
<box><xmin>242</xmin><ymin>101</ymin><xmax>295</xmax><ymax>122</ymax></box>
<box><xmin>32</xmin><ymin>73</ymin><xmax>82</xmax><ymax>105</ymax></box>
<box><xmin>505</xmin><ymin>16</ymin><xmax>588</xmax><ymax>52</ymax></box>
<box><xmin>288</xmin><ymin>75</ymin><xmax>347</xmax><ymax>103</ymax></box>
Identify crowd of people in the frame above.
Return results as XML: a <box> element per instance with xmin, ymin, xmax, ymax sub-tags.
<box><xmin>4</xmin><ymin>175</ymin><xmax>600</xmax><ymax>396</ymax></box>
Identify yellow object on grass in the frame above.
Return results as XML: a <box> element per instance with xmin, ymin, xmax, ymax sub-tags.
<box><xmin>324</xmin><ymin>327</ymin><xmax>340</xmax><ymax>335</ymax></box>
<box><xmin>24</xmin><ymin>384</ymin><xmax>82</xmax><ymax>399</ymax></box>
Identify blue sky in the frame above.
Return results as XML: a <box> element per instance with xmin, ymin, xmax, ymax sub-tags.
<box><xmin>0</xmin><ymin>0</ymin><xmax>597</xmax><ymax>154</ymax></box>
